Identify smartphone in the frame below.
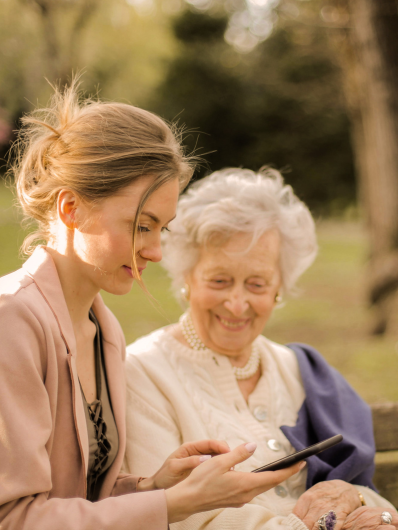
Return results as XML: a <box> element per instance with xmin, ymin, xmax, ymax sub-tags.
<box><xmin>251</xmin><ymin>434</ymin><xmax>343</xmax><ymax>473</ymax></box>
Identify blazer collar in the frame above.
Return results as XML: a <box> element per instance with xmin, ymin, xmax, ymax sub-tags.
<box><xmin>23</xmin><ymin>246</ymin><xmax>77</xmax><ymax>354</ymax></box>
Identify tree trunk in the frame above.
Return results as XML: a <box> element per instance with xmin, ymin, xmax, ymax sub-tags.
<box><xmin>23</xmin><ymin>0</ymin><xmax>100</xmax><ymax>86</ymax></box>
<box><xmin>342</xmin><ymin>0</ymin><xmax>398</xmax><ymax>333</ymax></box>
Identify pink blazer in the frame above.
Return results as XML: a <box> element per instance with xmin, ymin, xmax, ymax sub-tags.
<box><xmin>0</xmin><ymin>247</ymin><xmax>168</xmax><ymax>529</ymax></box>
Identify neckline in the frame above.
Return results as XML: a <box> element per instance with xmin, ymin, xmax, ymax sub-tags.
<box><xmin>160</xmin><ymin>327</ymin><xmax>264</xmax><ymax>368</ymax></box>
<box><xmin>160</xmin><ymin>328</ymin><xmax>216</xmax><ymax>361</ymax></box>
<box><xmin>160</xmin><ymin>328</ymin><xmax>276</xmax><ymax>420</ymax></box>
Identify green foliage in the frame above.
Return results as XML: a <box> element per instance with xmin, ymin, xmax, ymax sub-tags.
<box><xmin>173</xmin><ymin>10</ymin><xmax>227</xmax><ymax>42</ymax></box>
<box><xmin>0</xmin><ymin>0</ymin><xmax>176</xmax><ymax>167</ymax></box>
<box><xmin>152</xmin><ymin>10</ymin><xmax>355</xmax><ymax>213</ymax></box>
<box><xmin>0</xmin><ymin>1</ymin><xmax>356</xmax><ymax>213</ymax></box>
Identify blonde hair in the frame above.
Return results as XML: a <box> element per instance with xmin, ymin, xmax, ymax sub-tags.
<box><xmin>9</xmin><ymin>79</ymin><xmax>195</xmax><ymax>282</ymax></box>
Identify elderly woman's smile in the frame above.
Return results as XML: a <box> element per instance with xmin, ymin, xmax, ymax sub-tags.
<box><xmin>186</xmin><ymin>230</ymin><xmax>281</xmax><ymax>365</ymax></box>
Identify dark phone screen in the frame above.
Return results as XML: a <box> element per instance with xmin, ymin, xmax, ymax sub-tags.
<box><xmin>251</xmin><ymin>434</ymin><xmax>343</xmax><ymax>473</ymax></box>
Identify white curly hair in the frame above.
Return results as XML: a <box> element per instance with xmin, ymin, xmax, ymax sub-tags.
<box><xmin>161</xmin><ymin>167</ymin><xmax>318</xmax><ymax>301</ymax></box>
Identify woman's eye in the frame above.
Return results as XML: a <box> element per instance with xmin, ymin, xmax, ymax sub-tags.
<box><xmin>208</xmin><ymin>279</ymin><xmax>231</xmax><ymax>288</ymax></box>
<box><xmin>247</xmin><ymin>281</ymin><xmax>267</xmax><ymax>291</ymax></box>
<box><xmin>138</xmin><ymin>226</ymin><xmax>150</xmax><ymax>233</ymax></box>
<box><xmin>161</xmin><ymin>227</ymin><xmax>171</xmax><ymax>233</ymax></box>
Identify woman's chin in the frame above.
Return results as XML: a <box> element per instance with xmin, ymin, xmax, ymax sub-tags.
<box><xmin>101</xmin><ymin>278</ymin><xmax>135</xmax><ymax>296</ymax></box>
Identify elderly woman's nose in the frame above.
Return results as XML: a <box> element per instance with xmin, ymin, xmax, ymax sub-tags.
<box><xmin>224</xmin><ymin>294</ymin><xmax>250</xmax><ymax>316</ymax></box>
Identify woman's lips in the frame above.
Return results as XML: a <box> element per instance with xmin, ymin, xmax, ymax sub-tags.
<box><xmin>123</xmin><ymin>265</ymin><xmax>146</xmax><ymax>278</ymax></box>
<box><xmin>215</xmin><ymin>314</ymin><xmax>250</xmax><ymax>331</ymax></box>
<box><xmin>123</xmin><ymin>265</ymin><xmax>134</xmax><ymax>278</ymax></box>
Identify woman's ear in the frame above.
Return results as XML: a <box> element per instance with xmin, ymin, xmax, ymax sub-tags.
<box><xmin>57</xmin><ymin>189</ymin><xmax>79</xmax><ymax>230</ymax></box>
<box><xmin>180</xmin><ymin>273</ymin><xmax>193</xmax><ymax>302</ymax></box>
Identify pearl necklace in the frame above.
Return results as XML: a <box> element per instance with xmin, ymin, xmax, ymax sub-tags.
<box><xmin>179</xmin><ymin>312</ymin><xmax>261</xmax><ymax>380</ymax></box>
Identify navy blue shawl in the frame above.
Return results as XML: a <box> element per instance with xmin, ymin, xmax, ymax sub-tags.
<box><xmin>280</xmin><ymin>343</ymin><xmax>376</xmax><ymax>491</ymax></box>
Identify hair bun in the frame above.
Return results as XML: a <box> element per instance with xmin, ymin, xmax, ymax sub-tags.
<box><xmin>8</xmin><ymin>76</ymin><xmax>195</xmax><ymax>256</ymax></box>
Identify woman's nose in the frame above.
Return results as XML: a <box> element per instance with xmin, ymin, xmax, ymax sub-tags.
<box><xmin>139</xmin><ymin>240</ymin><xmax>162</xmax><ymax>263</ymax></box>
<box><xmin>224</xmin><ymin>292</ymin><xmax>249</xmax><ymax>317</ymax></box>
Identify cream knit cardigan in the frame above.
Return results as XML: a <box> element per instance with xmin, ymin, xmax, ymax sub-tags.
<box><xmin>123</xmin><ymin>328</ymin><xmax>393</xmax><ymax>530</ymax></box>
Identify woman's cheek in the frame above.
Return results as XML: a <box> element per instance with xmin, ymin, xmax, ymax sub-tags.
<box><xmin>203</xmin><ymin>288</ymin><xmax>225</xmax><ymax>309</ymax></box>
<box><xmin>254</xmin><ymin>296</ymin><xmax>275</xmax><ymax>317</ymax></box>
<box><xmin>106</xmin><ymin>231</ymin><xmax>127</xmax><ymax>256</ymax></box>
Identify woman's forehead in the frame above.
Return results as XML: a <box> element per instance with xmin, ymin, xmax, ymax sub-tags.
<box><xmin>196</xmin><ymin>231</ymin><xmax>281</xmax><ymax>274</ymax></box>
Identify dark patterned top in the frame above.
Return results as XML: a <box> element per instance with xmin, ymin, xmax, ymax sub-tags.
<box><xmin>80</xmin><ymin>310</ymin><xmax>119</xmax><ymax>502</ymax></box>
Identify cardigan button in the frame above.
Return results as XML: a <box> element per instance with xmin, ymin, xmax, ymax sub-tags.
<box><xmin>253</xmin><ymin>406</ymin><xmax>267</xmax><ymax>421</ymax></box>
<box><xmin>267</xmin><ymin>439</ymin><xmax>282</xmax><ymax>451</ymax></box>
<box><xmin>275</xmin><ymin>485</ymin><xmax>288</xmax><ymax>497</ymax></box>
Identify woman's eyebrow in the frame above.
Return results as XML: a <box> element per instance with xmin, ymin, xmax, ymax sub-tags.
<box><xmin>141</xmin><ymin>211</ymin><xmax>176</xmax><ymax>224</ymax></box>
<box><xmin>141</xmin><ymin>211</ymin><xmax>160</xmax><ymax>223</ymax></box>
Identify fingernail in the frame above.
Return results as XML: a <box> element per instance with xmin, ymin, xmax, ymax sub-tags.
<box><xmin>199</xmin><ymin>455</ymin><xmax>212</xmax><ymax>463</ymax></box>
<box><xmin>299</xmin><ymin>461</ymin><xmax>306</xmax><ymax>470</ymax></box>
<box><xmin>245</xmin><ymin>442</ymin><xmax>257</xmax><ymax>453</ymax></box>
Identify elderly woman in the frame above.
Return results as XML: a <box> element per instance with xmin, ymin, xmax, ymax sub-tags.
<box><xmin>123</xmin><ymin>168</ymin><xmax>396</xmax><ymax>530</ymax></box>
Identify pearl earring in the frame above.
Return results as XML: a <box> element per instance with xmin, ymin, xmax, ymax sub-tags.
<box><xmin>180</xmin><ymin>284</ymin><xmax>191</xmax><ymax>301</ymax></box>
<box><xmin>275</xmin><ymin>293</ymin><xmax>282</xmax><ymax>303</ymax></box>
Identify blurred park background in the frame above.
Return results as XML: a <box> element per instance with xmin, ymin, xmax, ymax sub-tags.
<box><xmin>1</xmin><ymin>0</ymin><xmax>398</xmax><ymax>402</ymax></box>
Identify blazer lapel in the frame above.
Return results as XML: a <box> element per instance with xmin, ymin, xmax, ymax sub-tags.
<box><xmin>23</xmin><ymin>246</ymin><xmax>90</xmax><ymax>476</ymax></box>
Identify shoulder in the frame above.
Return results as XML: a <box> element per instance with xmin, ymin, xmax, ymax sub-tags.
<box><xmin>258</xmin><ymin>335</ymin><xmax>301</xmax><ymax>372</ymax></box>
<box><xmin>0</xmin><ymin>266</ymin><xmax>55</xmax><ymax>326</ymax></box>
<box><xmin>0</xmin><ymin>267</ymin><xmax>45</xmax><ymax>330</ymax></box>
<box><xmin>0</xmin><ymin>271</ymin><xmax>48</xmax><ymax>375</ymax></box>
<box><xmin>125</xmin><ymin>329</ymin><xmax>180</xmax><ymax>410</ymax></box>
<box><xmin>285</xmin><ymin>342</ymin><xmax>337</xmax><ymax>376</ymax></box>
<box><xmin>125</xmin><ymin>328</ymin><xmax>175</xmax><ymax>385</ymax></box>
<box><xmin>126</xmin><ymin>327</ymin><xmax>168</xmax><ymax>361</ymax></box>
<box><xmin>0</xmin><ymin>267</ymin><xmax>43</xmax><ymax>313</ymax></box>
<box><xmin>283</xmin><ymin>341</ymin><xmax>364</xmax><ymax>403</ymax></box>
<box><xmin>0</xmin><ymin>266</ymin><xmax>34</xmax><ymax>296</ymax></box>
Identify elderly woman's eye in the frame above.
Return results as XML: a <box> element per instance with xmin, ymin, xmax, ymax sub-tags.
<box><xmin>247</xmin><ymin>281</ymin><xmax>267</xmax><ymax>291</ymax></box>
<box><xmin>209</xmin><ymin>278</ymin><xmax>231</xmax><ymax>288</ymax></box>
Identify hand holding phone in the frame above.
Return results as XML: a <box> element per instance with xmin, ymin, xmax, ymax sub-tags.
<box><xmin>252</xmin><ymin>434</ymin><xmax>343</xmax><ymax>473</ymax></box>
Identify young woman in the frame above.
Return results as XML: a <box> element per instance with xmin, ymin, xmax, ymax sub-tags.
<box><xmin>0</xmin><ymin>82</ymin><xmax>303</xmax><ymax>530</ymax></box>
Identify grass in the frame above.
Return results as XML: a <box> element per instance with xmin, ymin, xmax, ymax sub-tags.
<box><xmin>1</xmin><ymin>181</ymin><xmax>398</xmax><ymax>403</ymax></box>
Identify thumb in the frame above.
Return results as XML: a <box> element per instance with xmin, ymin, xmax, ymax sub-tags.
<box><xmin>292</xmin><ymin>491</ymin><xmax>312</xmax><ymax>519</ymax></box>
<box><xmin>216</xmin><ymin>442</ymin><xmax>258</xmax><ymax>472</ymax></box>
<box><xmin>267</xmin><ymin>461</ymin><xmax>306</xmax><ymax>485</ymax></box>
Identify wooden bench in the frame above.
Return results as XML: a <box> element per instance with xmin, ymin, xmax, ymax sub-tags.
<box><xmin>372</xmin><ymin>403</ymin><xmax>398</xmax><ymax>507</ymax></box>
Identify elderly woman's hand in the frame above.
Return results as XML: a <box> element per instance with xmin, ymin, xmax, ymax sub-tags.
<box><xmin>136</xmin><ymin>439</ymin><xmax>231</xmax><ymax>492</ymax></box>
<box><xmin>293</xmin><ymin>480</ymin><xmax>362</xmax><ymax>530</ymax></box>
<box><xmin>341</xmin><ymin>507</ymin><xmax>398</xmax><ymax>530</ymax></box>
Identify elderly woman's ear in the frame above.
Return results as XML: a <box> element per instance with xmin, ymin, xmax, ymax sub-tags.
<box><xmin>180</xmin><ymin>283</ymin><xmax>191</xmax><ymax>302</ymax></box>
<box><xmin>274</xmin><ymin>292</ymin><xmax>283</xmax><ymax>304</ymax></box>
